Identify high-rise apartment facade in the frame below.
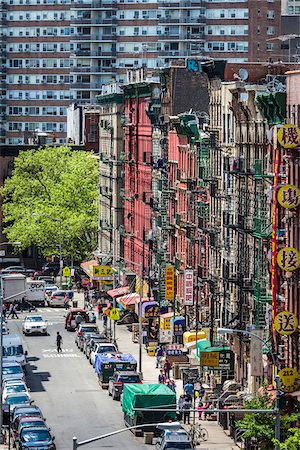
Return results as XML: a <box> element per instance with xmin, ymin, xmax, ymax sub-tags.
<box><xmin>1</xmin><ymin>0</ymin><xmax>281</xmax><ymax>145</ymax></box>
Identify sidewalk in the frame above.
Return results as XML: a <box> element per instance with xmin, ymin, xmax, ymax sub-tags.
<box><xmin>74</xmin><ymin>293</ymin><xmax>239</xmax><ymax>450</ymax></box>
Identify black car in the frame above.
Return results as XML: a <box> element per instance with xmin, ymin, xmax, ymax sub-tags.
<box><xmin>16</xmin><ymin>426</ymin><xmax>55</xmax><ymax>450</ymax></box>
<box><xmin>41</xmin><ymin>262</ymin><xmax>60</xmax><ymax>276</ymax></box>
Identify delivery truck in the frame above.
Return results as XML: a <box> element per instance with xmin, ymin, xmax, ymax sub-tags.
<box><xmin>1</xmin><ymin>274</ymin><xmax>27</xmax><ymax>303</ymax></box>
<box><xmin>26</xmin><ymin>279</ymin><xmax>45</xmax><ymax>306</ymax></box>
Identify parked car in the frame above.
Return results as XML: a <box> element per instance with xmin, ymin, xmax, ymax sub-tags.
<box><xmin>2</xmin><ymin>322</ymin><xmax>9</xmax><ymax>335</ymax></box>
<box><xmin>108</xmin><ymin>371</ymin><xmax>142</xmax><ymax>401</ymax></box>
<box><xmin>155</xmin><ymin>423</ymin><xmax>194</xmax><ymax>450</ymax></box>
<box><xmin>64</xmin><ymin>309</ymin><xmax>89</xmax><ymax>331</ymax></box>
<box><xmin>44</xmin><ymin>285</ymin><xmax>59</xmax><ymax>299</ymax></box>
<box><xmin>83</xmin><ymin>333</ymin><xmax>109</xmax><ymax>356</ymax></box>
<box><xmin>37</xmin><ymin>276</ymin><xmax>55</xmax><ymax>285</ymax></box>
<box><xmin>3</xmin><ymin>334</ymin><xmax>27</xmax><ymax>367</ymax></box>
<box><xmin>2</xmin><ymin>361</ymin><xmax>25</xmax><ymax>382</ymax></box>
<box><xmin>41</xmin><ymin>261</ymin><xmax>60</xmax><ymax>276</ymax></box>
<box><xmin>90</xmin><ymin>342</ymin><xmax>118</xmax><ymax>367</ymax></box>
<box><xmin>5</xmin><ymin>393</ymin><xmax>32</xmax><ymax>410</ymax></box>
<box><xmin>22</xmin><ymin>315</ymin><xmax>48</xmax><ymax>336</ymax></box>
<box><xmin>75</xmin><ymin>324</ymin><xmax>99</xmax><ymax>349</ymax></box>
<box><xmin>12</xmin><ymin>406</ymin><xmax>44</xmax><ymax>432</ymax></box>
<box><xmin>48</xmin><ymin>290</ymin><xmax>69</xmax><ymax>307</ymax></box>
<box><xmin>15</xmin><ymin>426</ymin><xmax>55</xmax><ymax>450</ymax></box>
<box><xmin>3</xmin><ymin>381</ymin><xmax>30</xmax><ymax>402</ymax></box>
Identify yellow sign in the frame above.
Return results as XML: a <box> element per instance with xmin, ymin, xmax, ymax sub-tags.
<box><xmin>200</xmin><ymin>352</ymin><xmax>220</xmax><ymax>367</ymax></box>
<box><xmin>160</xmin><ymin>316</ymin><xmax>171</xmax><ymax>330</ymax></box>
<box><xmin>277</xmin><ymin>124</ymin><xmax>300</xmax><ymax>149</ymax></box>
<box><xmin>62</xmin><ymin>266</ymin><xmax>71</xmax><ymax>277</ymax></box>
<box><xmin>278</xmin><ymin>367</ymin><xmax>300</xmax><ymax>393</ymax></box>
<box><xmin>92</xmin><ymin>265</ymin><xmax>113</xmax><ymax>277</ymax></box>
<box><xmin>277</xmin><ymin>247</ymin><xmax>300</xmax><ymax>271</ymax></box>
<box><xmin>165</xmin><ymin>265</ymin><xmax>175</xmax><ymax>301</ymax></box>
<box><xmin>135</xmin><ymin>277</ymin><xmax>149</xmax><ymax>297</ymax></box>
<box><xmin>274</xmin><ymin>311</ymin><xmax>298</xmax><ymax>335</ymax></box>
<box><xmin>109</xmin><ymin>308</ymin><xmax>120</xmax><ymax>321</ymax></box>
<box><xmin>278</xmin><ymin>184</ymin><xmax>300</xmax><ymax>209</ymax></box>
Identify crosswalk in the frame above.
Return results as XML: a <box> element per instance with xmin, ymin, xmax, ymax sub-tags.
<box><xmin>36</xmin><ymin>308</ymin><xmax>65</xmax><ymax>313</ymax></box>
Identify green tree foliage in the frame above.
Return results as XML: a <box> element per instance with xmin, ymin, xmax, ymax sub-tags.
<box><xmin>274</xmin><ymin>428</ymin><xmax>300</xmax><ymax>449</ymax></box>
<box><xmin>1</xmin><ymin>146</ymin><xmax>99</xmax><ymax>260</ymax></box>
<box><xmin>237</xmin><ymin>393</ymin><xmax>300</xmax><ymax>450</ymax></box>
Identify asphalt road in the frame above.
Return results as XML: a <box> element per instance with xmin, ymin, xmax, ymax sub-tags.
<box><xmin>8</xmin><ymin>309</ymin><xmax>149</xmax><ymax>450</ymax></box>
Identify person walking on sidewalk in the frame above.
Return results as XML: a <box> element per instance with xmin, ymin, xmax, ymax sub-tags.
<box><xmin>164</xmin><ymin>359</ymin><xmax>172</xmax><ymax>378</ymax></box>
<box><xmin>182</xmin><ymin>391</ymin><xmax>192</xmax><ymax>425</ymax></box>
<box><xmin>158</xmin><ymin>369</ymin><xmax>166</xmax><ymax>384</ymax></box>
<box><xmin>56</xmin><ymin>332</ymin><xmax>63</xmax><ymax>353</ymax></box>
<box><xmin>8</xmin><ymin>302</ymin><xmax>19</xmax><ymax>319</ymax></box>
<box><xmin>155</xmin><ymin>345</ymin><xmax>163</xmax><ymax>368</ymax></box>
<box><xmin>97</xmin><ymin>302</ymin><xmax>103</xmax><ymax>319</ymax></box>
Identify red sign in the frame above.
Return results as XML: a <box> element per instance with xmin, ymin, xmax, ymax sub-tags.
<box><xmin>82</xmin><ymin>277</ymin><xmax>90</xmax><ymax>287</ymax></box>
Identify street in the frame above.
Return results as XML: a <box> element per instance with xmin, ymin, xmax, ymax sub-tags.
<box><xmin>7</xmin><ymin>308</ymin><xmax>149</xmax><ymax>450</ymax></box>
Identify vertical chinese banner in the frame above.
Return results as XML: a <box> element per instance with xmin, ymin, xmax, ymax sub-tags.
<box><xmin>271</xmin><ymin>129</ymin><xmax>280</xmax><ymax>347</ymax></box>
<box><xmin>184</xmin><ymin>269</ymin><xmax>194</xmax><ymax>306</ymax></box>
<box><xmin>165</xmin><ymin>265</ymin><xmax>175</xmax><ymax>301</ymax></box>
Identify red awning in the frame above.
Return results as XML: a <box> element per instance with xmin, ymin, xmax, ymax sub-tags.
<box><xmin>118</xmin><ymin>293</ymin><xmax>140</xmax><ymax>307</ymax></box>
<box><xmin>81</xmin><ymin>260</ymin><xmax>98</xmax><ymax>270</ymax></box>
<box><xmin>107</xmin><ymin>286</ymin><xmax>129</xmax><ymax>298</ymax></box>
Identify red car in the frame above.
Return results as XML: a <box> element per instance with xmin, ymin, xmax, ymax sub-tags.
<box><xmin>65</xmin><ymin>309</ymin><xmax>89</xmax><ymax>331</ymax></box>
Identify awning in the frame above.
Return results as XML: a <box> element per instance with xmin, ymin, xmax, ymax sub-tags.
<box><xmin>117</xmin><ymin>293</ymin><xmax>139</xmax><ymax>308</ymax></box>
<box><xmin>107</xmin><ymin>286</ymin><xmax>129</xmax><ymax>298</ymax></box>
<box><xmin>81</xmin><ymin>259</ymin><xmax>98</xmax><ymax>276</ymax></box>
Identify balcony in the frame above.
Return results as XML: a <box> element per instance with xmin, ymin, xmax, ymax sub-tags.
<box><xmin>73</xmin><ymin>49</ymin><xmax>116</xmax><ymax>56</ymax></box>
<box><xmin>71</xmin><ymin>65</ymin><xmax>115</xmax><ymax>73</ymax></box>
<box><xmin>71</xmin><ymin>0</ymin><xmax>117</xmax><ymax>8</ymax></box>
<box><xmin>253</xmin><ymin>217</ymin><xmax>272</xmax><ymax>239</ymax></box>
<box><xmin>158</xmin><ymin>0</ymin><xmax>205</xmax><ymax>9</ymax></box>
<box><xmin>159</xmin><ymin>16</ymin><xmax>205</xmax><ymax>24</ymax></box>
<box><xmin>159</xmin><ymin>33</ymin><xmax>204</xmax><ymax>41</ymax></box>
<box><xmin>72</xmin><ymin>81</ymin><xmax>112</xmax><ymax>89</ymax></box>
<box><xmin>71</xmin><ymin>17</ymin><xmax>117</xmax><ymax>24</ymax></box>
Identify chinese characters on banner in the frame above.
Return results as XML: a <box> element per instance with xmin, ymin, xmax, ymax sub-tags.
<box><xmin>278</xmin><ymin>367</ymin><xmax>300</xmax><ymax>393</ymax></box>
<box><xmin>277</xmin><ymin>124</ymin><xmax>300</xmax><ymax>149</ymax></box>
<box><xmin>250</xmin><ymin>330</ymin><xmax>263</xmax><ymax>377</ymax></box>
<box><xmin>274</xmin><ymin>311</ymin><xmax>298</xmax><ymax>336</ymax></box>
<box><xmin>278</xmin><ymin>184</ymin><xmax>300</xmax><ymax>209</ymax></box>
<box><xmin>277</xmin><ymin>247</ymin><xmax>300</xmax><ymax>271</ymax></box>
<box><xmin>271</xmin><ymin>144</ymin><xmax>280</xmax><ymax>334</ymax></box>
<box><xmin>184</xmin><ymin>269</ymin><xmax>194</xmax><ymax>306</ymax></box>
<box><xmin>200</xmin><ymin>352</ymin><xmax>219</xmax><ymax>367</ymax></box>
<box><xmin>165</xmin><ymin>265</ymin><xmax>175</xmax><ymax>300</ymax></box>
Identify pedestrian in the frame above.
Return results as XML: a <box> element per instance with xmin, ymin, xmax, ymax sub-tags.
<box><xmin>8</xmin><ymin>302</ymin><xmax>19</xmax><ymax>319</ymax></box>
<box><xmin>64</xmin><ymin>294</ymin><xmax>69</xmax><ymax>310</ymax></box>
<box><xmin>56</xmin><ymin>331</ymin><xmax>63</xmax><ymax>353</ymax></box>
<box><xmin>182</xmin><ymin>391</ymin><xmax>192</xmax><ymax>424</ymax></box>
<box><xmin>76</xmin><ymin>281</ymin><xmax>81</xmax><ymax>293</ymax></box>
<box><xmin>97</xmin><ymin>303</ymin><xmax>103</xmax><ymax>320</ymax></box>
<box><xmin>169</xmin><ymin>378</ymin><xmax>176</xmax><ymax>393</ymax></box>
<box><xmin>177</xmin><ymin>394</ymin><xmax>184</xmax><ymax>421</ymax></box>
<box><xmin>75</xmin><ymin>313</ymin><xmax>83</xmax><ymax>329</ymax></box>
<box><xmin>158</xmin><ymin>369</ymin><xmax>166</xmax><ymax>384</ymax></box>
<box><xmin>184</xmin><ymin>381</ymin><xmax>194</xmax><ymax>396</ymax></box>
<box><xmin>102</xmin><ymin>312</ymin><xmax>108</xmax><ymax>329</ymax></box>
<box><xmin>164</xmin><ymin>359</ymin><xmax>172</xmax><ymax>379</ymax></box>
<box><xmin>198</xmin><ymin>382</ymin><xmax>205</xmax><ymax>401</ymax></box>
<box><xmin>2</xmin><ymin>303</ymin><xmax>6</xmax><ymax>319</ymax></box>
<box><xmin>155</xmin><ymin>345</ymin><xmax>164</xmax><ymax>369</ymax></box>
<box><xmin>89</xmin><ymin>312</ymin><xmax>96</xmax><ymax>324</ymax></box>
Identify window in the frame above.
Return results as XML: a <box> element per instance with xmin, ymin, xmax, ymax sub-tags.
<box><xmin>267</xmin><ymin>43</ymin><xmax>274</xmax><ymax>51</ymax></box>
<box><xmin>267</xmin><ymin>10</ymin><xmax>275</xmax><ymax>18</ymax></box>
<box><xmin>267</xmin><ymin>26</ymin><xmax>274</xmax><ymax>35</ymax></box>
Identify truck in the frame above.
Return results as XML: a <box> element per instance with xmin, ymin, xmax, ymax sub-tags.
<box><xmin>26</xmin><ymin>279</ymin><xmax>46</xmax><ymax>306</ymax></box>
<box><xmin>122</xmin><ymin>384</ymin><xmax>176</xmax><ymax>433</ymax></box>
<box><xmin>1</xmin><ymin>274</ymin><xmax>27</xmax><ymax>303</ymax></box>
<box><xmin>94</xmin><ymin>353</ymin><xmax>137</xmax><ymax>388</ymax></box>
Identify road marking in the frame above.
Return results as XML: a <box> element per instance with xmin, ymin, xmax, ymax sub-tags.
<box><xmin>43</xmin><ymin>353</ymin><xmax>81</xmax><ymax>358</ymax></box>
<box><xmin>42</xmin><ymin>348</ymin><xmax>75</xmax><ymax>353</ymax></box>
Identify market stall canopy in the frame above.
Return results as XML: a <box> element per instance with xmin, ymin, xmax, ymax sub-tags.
<box><xmin>117</xmin><ymin>293</ymin><xmax>139</xmax><ymax>308</ymax></box>
<box><xmin>81</xmin><ymin>259</ymin><xmax>98</xmax><ymax>276</ymax></box>
<box><xmin>107</xmin><ymin>286</ymin><xmax>129</xmax><ymax>298</ymax></box>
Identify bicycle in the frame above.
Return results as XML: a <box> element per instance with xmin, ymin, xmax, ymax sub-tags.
<box><xmin>189</xmin><ymin>424</ymin><xmax>209</xmax><ymax>446</ymax></box>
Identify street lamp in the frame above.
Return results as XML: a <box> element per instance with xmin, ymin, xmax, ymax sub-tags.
<box><xmin>217</xmin><ymin>327</ymin><xmax>281</xmax><ymax>446</ymax></box>
<box><xmin>32</xmin><ymin>214</ymin><xmax>63</xmax><ymax>287</ymax></box>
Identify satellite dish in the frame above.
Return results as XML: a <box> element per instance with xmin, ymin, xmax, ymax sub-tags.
<box><xmin>239</xmin><ymin>68</ymin><xmax>249</xmax><ymax>81</ymax></box>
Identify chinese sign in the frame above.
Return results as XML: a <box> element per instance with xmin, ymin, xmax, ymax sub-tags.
<box><xmin>159</xmin><ymin>329</ymin><xmax>173</xmax><ymax>344</ymax></box>
<box><xmin>277</xmin><ymin>247</ymin><xmax>300</xmax><ymax>271</ymax></box>
<box><xmin>278</xmin><ymin>367</ymin><xmax>300</xmax><ymax>393</ymax></box>
<box><xmin>200</xmin><ymin>352</ymin><xmax>219</xmax><ymax>367</ymax></box>
<box><xmin>165</xmin><ymin>344</ymin><xmax>184</xmax><ymax>356</ymax></box>
<box><xmin>165</xmin><ymin>265</ymin><xmax>175</xmax><ymax>301</ymax></box>
<box><xmin>92</xmin><ymin>265</ymin><xmax>113</xmax><ymax>277</ymax></box>
<box><xmin>184</xmin><ymin>269</ymin><xmax>194</xmax><ymax>306</ymax></box>
<box><xmin>172</xmin><ymin>316</ymin><xmax>185</xmax><ymax>336</ymax></box>
<box><xmin>250</xmin><ymin>330</ymin><xmax>263</xmax><ymax>377</ymax></box>
<box><xmin>186</xmin><ymin>59</ymin><xmax>203</xmax><ymax>73</ymax></box>
<box><xmin>144</xmin><ymin>304</ymin><xmax>159</xmax><ymax>319</ymax></box>
<box><xmin>271</xmin><ymin>145</ymin><xmax>280</xmax><ymax>336</ymax></box>
<box><xmin>274</xmin><ymin>311</ymin><xmax>298</xmax><ymax>335</ymax></box>
<box><xmin>277</xmin><ymin>124</ymin><xmax>300</xmax><ymax>149</ymax></box>
<box><xmin>278</xmin><ymin>184</ymin><xmax>300</xmax><ymax>209</ymax></box>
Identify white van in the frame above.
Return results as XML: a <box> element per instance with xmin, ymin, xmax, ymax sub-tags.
<box><xmin>3</xmin><ymin>334</ymin><xmax>27</xmax><ymax>367</ymax></box>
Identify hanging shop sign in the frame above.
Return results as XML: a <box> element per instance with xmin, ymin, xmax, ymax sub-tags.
<box><xmin>277</xmin><ymin>124</ymin><xmax>300</xmax><ymax>149</ymax></box>
<box><xmin>271</xmin><ymin>143</ymin><xmax>280</xmax><ymax>341</ymax></box>
<box><xmin>159</xmin><ymin>328</ymin><xmax>173</xmax><ymax>344</ymax></box>
<box><xmin>165</xmin><ymin>265</ymin><xmax>175</xmax><ymax>301</ymax></box>
<box><xmin>200</xmin><ymin>352</ymin><xmax>219</xmax><ymax>367</ymax></box>
<box><xmin>172</xmin><ymin>316</ymin><xmax>185</xmax><ymax>336</ymax></box>
<box><xmin>277</xmin><ymin>247</ymin><xmax>300</xmax><ymax>271</ymax></box>
<box><xmin>91</xmin><ymin>265</ymin><xmax>113</xmax><ymax>281</ymax></box>
<box><xmin>200</xmin><ymin>350</ymin><xmax>234</xmax><ymax>370</ymax></box>
<box><xmin>278</xmin><ymin>367</ymin><xmax>300</xmax><ymax>393</ymax></box>
<box><xmin>277</xmin><ymin>184</ymin><xmax>300</xmax><ymax>209</ymax></box>
<box><xmin>274</xmin><ymin>311</ymin><xmax>298</xmax><ymax>335</ymax></box>
<box><xmin>143</xmin><ymin>302</ymin><xmax>159</xmax><ymax>319</ymax></box>
<box><xmin>165</xmin><ymin>344</ymin><xmax>185</xmax><ymax>356</ymax></box>
<box><xmin>184</xmin><ymin>269</ymin><xmax>194</xmax><ymax>306</ymax></box>
<box><xmin>250</xmin><ymin>330</ymin><xmax>263</xmax><ymax>377</ymax></box>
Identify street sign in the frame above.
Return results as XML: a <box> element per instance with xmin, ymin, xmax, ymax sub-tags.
<box><xmin>82</xmin><ymin>277</ymin><xmax>90</xmax><ymax>287</ymax></box>
<box><xmin>109</xmin><ymin>308</ymin><xmax>120</xmax><ymax>321</ymax></box>
<box><xmin>62</xmin><ymin>266</ymin><xmax>71</xmax><ymax>277</ymax></box>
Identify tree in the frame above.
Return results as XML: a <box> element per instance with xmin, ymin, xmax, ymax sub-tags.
<box><xmin>1</xmin><ymin>146</ymin><xmax>99</xmax><ymax>261</ymax></box>
<box><xmin>237</xmin><ymin>392</ymin><xmax>300</xmax><ymax>450</ymax></box>
<box><xmin>274</xmin><ymin>428</ymin><xmax>300</xmax><ymax>450</ymax></box>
